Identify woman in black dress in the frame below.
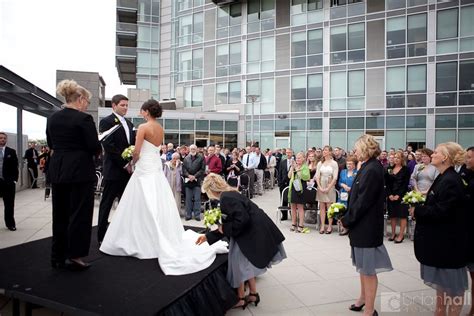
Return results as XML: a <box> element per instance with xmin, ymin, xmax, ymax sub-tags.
<box><xmin>385</xmin><ymin>150</ymin><xmax>410</xmax><ymax>243</ymax></box>
<box><xmin>47</xmin><ymin>80</ymin><xmax>101</xmax><ymax>270</ymax></box>
<box><xmin>409</xmin><ymin>142</ymin><xmax>468</xmax><ymax>316</ymax></box>
<box><xmin>225</xmin><ymin>150</ymin><xmax>243</xmax><ymax>187</ymax></box>
<box><xmin>196</xmin><ymin>173</ymin><xmax>286</xmax><ymax>310</ymax></box>
<box><xmin>341</xmin><ymin>135</ymin><xmax>393</xmax><ymax>316</ymax></box>
<box><xmin>288</xmin><ymin>152</ymin><xmax>311</xmax><ymax>233</ymax></box>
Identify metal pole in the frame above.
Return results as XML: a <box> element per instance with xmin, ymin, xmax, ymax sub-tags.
<box><xmin>251</xmin><ymin>100</ymin><xmax>254</xmax><ymax>146</ymax></box>
<box><xmin>17</xmin><ymin>107</ymin><xmax>23</xmax><ymax>187</ymax></box>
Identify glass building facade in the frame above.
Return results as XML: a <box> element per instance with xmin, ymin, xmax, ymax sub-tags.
<box><xmin>116</xmin><ymin>0</ymin><xmax>474</xmax><ymax>151</ymax></box>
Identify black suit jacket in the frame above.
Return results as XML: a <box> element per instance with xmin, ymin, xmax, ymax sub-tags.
<box><xmin>341</xmin><ymin>158</ymin><xmax>385</xmax><ymax>248</ymax></box>
<box><xmin>182</xmin><ymin>154</ymin><xmax>206</xmax><ymax>186</ymax></box>
<box><xmin>206</xmin><ymin>191</ymin><xmax>285</xmax><ymax>269</ymax></box>
<box><xmin>277</xmin><ymin>158</ymin><xmax>290</xmax><ymax>188</ymax></box>
<box><xmin>46</xmin><ymin>108</ymin><xmax>101</xmax><ymax>183</ymax></box>
<box><xmin>99</xmin><ymin>113</ymin><xmax>135</xmax><ymax>181</ymax></box>
<box><xmin>414</xmin><ymin>167</ymin><xmax>468</xmax><ymax>268</ymax></box>
<box><xmin>462</xmin><ymin>169</ymin><xmax>474</xmax><ymax>263</ymax></box>
<box><xmin>2</xmin><ymin>147</ymin><xmax>19</xmax><ymax>183</ymax></box>
<box><xmin>24</xmin><ymin>147</ymin><xmax>38</xmax><ymax>167</ymax></box>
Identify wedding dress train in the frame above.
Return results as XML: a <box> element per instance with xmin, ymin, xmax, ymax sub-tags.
<box><xmin>100</xmin><ymin>140</ymin><xmax>227</xmax><ymax>275</ymax></box>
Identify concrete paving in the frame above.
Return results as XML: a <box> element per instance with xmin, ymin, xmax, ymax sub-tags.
<box><xmin>0</xmin><ymin>187</ymin><xmax>471</xmax><ymax>315</ymax></box>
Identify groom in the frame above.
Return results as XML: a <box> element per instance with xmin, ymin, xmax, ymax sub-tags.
<box><xmin>97</xmin><ymin>94</ymin><xmax>135</xmax><ymax>244</ymax></box>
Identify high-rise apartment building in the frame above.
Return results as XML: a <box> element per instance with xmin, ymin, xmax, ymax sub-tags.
<box><xmin>116</xmin><ymin>0</ymin><xmax>474</xmax><ymax>150</ymax></box>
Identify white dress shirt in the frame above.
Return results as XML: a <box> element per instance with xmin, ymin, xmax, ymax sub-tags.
<box><xmin>113</xmin><ymin>112</ymin><xmax>130</xmax><ymax>144</ymax></box>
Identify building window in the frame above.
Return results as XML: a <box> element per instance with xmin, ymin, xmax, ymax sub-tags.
<box><xmin>216</xmin><ymin>3</ymin><xmax>242</xmax><ymax>39</ymax></box>
<box><xmin>330</xmin><ymin>70</ymin><xmax>365</xmax><ymax>110</ymax></box>
<box><xmin>178</xmin><ymin>49</ymin><xmax>202</xmax><ymax>81</ymax></box>
<box><xmin>330</xmin><ymin>0</ymin><xmax>364</xmax><ymax>19</ymax></box>
<box><xmin>184</xmin><ymin>86</ymin><xmax>202</xmax><ymax>107</ymax></box>
<box><xmin>178</xmin><ymin>13</ymin><xmax>203</xmax><ymax>46</ymax></box>
<box><xmin>434</xmin><ymin>7</ymin><xmax>474</xmax><ymax>54</ymax></box>
<box><xmin>387</xmin><ymin>14</ymin><xmax>427</xmax><ymax>59</ymax></box>
<box><xmin>291</xmin><ymin>74</ymin><xmax>323</xmax><ymax>112</ymax></box>
<box><xmin>216</xmin><ymin>42</ymin><xmax>241</xmax><ymax>77</ymax></box>
<box><xmin>459</xmin><ymin>60</ymin><xmax>474</xmax><ymax>106</ymax></box>
<box><xmin>386</xmin><ymin>65</ymin><xmax>426</xmax><ymax>108</ymax></box>
<box><xmin>436</xmin><ymin>62</ymin><xmax>457</xmax><ymax>106</ymax></box>
<box><xmin>247</xmin><ymin>0</ymin><xmax>275</xmax><ymax>33</ymax></box>
<box><xmin>291</xmin><ymin>29</ymin><xmax>323</xmax><ymax>68</ymax></box>
<box><xmin>216</xmin><ymin>81</ymin><xmax>241</xmax><ymax>105</ymax></box>
<box><xmin>291</xmin><ymin>0</ymin><xmax>324</xmax><ymax>26</ymax></box>
<box><xmin>247</xmin><ymin>37</ymin><xmax>275</xmax><ymax>73</ymax></box>
<box><xmin>330</xmin><ymin>23</ymin><xmax>365</xmax><ymax>64</ymax></box>
<box><xmin>246</xmin><ymin>79</ymin><xmax>274</xmax><ymax>114</ymax></box>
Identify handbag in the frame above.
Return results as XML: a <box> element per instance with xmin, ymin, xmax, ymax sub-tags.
<box><xmin>293</xmin><ymin>177</ymin><xmax>303</xmax><ymax>192</ymax></box>
<box><xmin>340</xmin><ymin>192</ymin><xmax>349</xmax><ymax>201</ymax></box>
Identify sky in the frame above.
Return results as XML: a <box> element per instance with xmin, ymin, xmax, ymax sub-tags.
<box><xmin>0</xmin><ymin>0</ymin><xmax>131</xmax><ymax>139</ymax></box>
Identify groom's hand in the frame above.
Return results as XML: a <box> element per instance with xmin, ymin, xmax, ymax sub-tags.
<box><xmin>196</xmin><ymin>235</ymin><xmax>207</xmax><ymax>245</ymax></box>
<box><xmin>124</xmin><ymin>163</ymin><xmax>133</xmax><ymax>174</ymax></box>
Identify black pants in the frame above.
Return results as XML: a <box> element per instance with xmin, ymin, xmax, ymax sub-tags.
<box><xmin>28</xmin><ymin>164</ymin><xmax>38</xmax><ymax>188</ymax></box>
<box><xmin>279</xmin><ymin>185</ymin><xmax>289</xmax><ymax>220</ymax></box>
<box><xmin>51</xmin><ymin>182</ymin><xmax>95</xmax><ymax>262</ymax></box>
<box><xmin>97</xmin><ymin>179</ymin><xmax>129</xmax><ymax>242</ymax></box>
<box><xmin>0</xmin><ymin>179</ymin><xmax>16</xmax><ymax>228</ymax></box>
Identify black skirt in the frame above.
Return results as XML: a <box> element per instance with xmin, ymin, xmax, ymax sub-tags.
<box><xmin>387</xmin><ymin>200</ymin><xmax>408</xmax><ymax>218</ymax></box>
<box><xmin>290</xmin><ymin>180</ymin><xmax>307</xmax><ymax>204</ymax></box>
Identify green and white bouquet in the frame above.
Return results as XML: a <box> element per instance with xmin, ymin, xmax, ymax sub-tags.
<box><xmin>402</xmin><ymin>190</ymin><xmax>426</xmax><ymax>207</ymax></box>
<box><xmin>327</xmin><ymin>202</ymin><xmax>346</xmax><ymax>220</ymax></box>
<box><xmin>121</xmin><ymin>145</ymin><xmax>135</xmax><ymax>161</ymax></box>
<box><xmin>203</xmin><ymin>207</ymin><xmax>222</xmax><ymax>231</ymax></box>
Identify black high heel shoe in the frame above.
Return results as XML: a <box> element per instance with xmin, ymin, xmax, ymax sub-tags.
<box><xmin>394</xmin><ymin>237</ymin><xmax>404</xmax><ymax>244</ymax></box>
<box><xmin>232</xmin><ymin>297</ymin><xmax>248</xmax><ymax>310</ymax></box>
<box><xmin>349</xmin><ymin>303</ymin><xmax>365</xmax><ymax>311</ymax></box>
<box><xmin>246</xmin><ymin>292</ymin><xmax>260</xmax><ymax>307</ymax></box>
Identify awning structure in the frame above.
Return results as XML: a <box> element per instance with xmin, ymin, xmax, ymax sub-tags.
<box><xmin>0</xmin><ymin>65</ymin><xmax>63</xmax><ymax>187</ymax></box>
<box><xmin>0</xmin><ymin>65</ymin><xmax>63</xmax><ymax>117</ymax></box>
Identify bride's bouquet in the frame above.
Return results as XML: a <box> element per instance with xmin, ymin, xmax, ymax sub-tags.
<box><xmin>327</xmin><ymin>202</ymin><xmax>346</xmax><ymax>220</ymax></box>
<box><xmin>121</xmin><ymin>145</ymin><xmax>135</xmax><ymax>161</ymax></box>
<box><xmin>402</xmin><ymin>190</ymin><xmax>426</xmax><ymax>207</ymax></box>
<box><xmin>203</xmin><ymin>207</ymin><xmax>222</xmax><ymax>231</ymax></box>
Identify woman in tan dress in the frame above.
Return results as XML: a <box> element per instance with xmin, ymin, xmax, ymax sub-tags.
<box><xmin>314</xmin><ymin>146</ymin><xmax>339</xmax><ymax>234</ymax></box>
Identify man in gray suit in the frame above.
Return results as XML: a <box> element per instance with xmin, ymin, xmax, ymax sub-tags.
<box><xmin>182</xmin><ymin>144</ymin><xmax>206</xmax><ymax>221</ymax></box>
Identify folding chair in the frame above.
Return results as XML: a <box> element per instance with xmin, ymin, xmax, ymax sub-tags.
<box><xmin>94</xmin><ymin>171</ymin><xmax>104</xmax><ymax>199</ymax></box>
<box><xmin>28</xmin><ymin>168</ymin><xmax>38</xmax><ymax>189</ymax></box>
<box><xmin>276</xmin><ymin>186</ymin><xmax>290</xmax><ymax>223</ymax></box>
<box><xmin>303</xmin><ymin>186</ymin><xmax>319</xmax><ymax>227</ymax></box>
<box><xmin>239</xmin><ymin>173</ymin><xmax>250</xmax><ymax>198</ymax></box>
<box><xmin>263</xmin><ymin>170</ymin><xmax>272</xmax><ymax>190</ymax></box>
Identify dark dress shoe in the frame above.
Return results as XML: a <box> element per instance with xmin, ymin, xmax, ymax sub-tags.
<box><xmin>349</xmin><ymin>303</ymin><xmax>365</xmax><ymax>311</ymax></box>
<box><xmin>65</xmin><ymin>259</ymin><xmax>91</xmax><ymax>271</ymax></box>
<box><xmin>394</xmin><ymin>237</ymin><xmax>404</xmax><ymax>244</ymax></box>
<box><xmin>7</xmin><ymin>226</ymin><xmax>16</xmax><ymax>231</ymax></box>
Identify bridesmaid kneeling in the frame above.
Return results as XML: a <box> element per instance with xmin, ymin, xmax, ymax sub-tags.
<box><xmin>196</xmin><ymin>173</ymin><xmax>286</xmax><ymax>309</ymax></box>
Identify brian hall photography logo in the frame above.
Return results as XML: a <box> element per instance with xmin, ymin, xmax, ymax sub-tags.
<box><xmin>381</xmin><ymin>291</ymin><xmax>471</xmax><ymax>313</ymax></box>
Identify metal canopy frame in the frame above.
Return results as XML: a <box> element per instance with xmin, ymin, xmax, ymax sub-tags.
<box><xmin>0</xmin><ymin>65</ymin><xmax>63</xmax><ymax>187</ymax></box>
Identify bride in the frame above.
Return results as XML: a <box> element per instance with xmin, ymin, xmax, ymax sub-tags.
<box><xmin>99</xmin><ymin>99</ymin><xmax>227</xmax><ymax>275</ymax></box>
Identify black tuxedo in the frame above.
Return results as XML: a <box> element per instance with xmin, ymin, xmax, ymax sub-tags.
<box><xmin>277</xmin><ymin>158</ymin><xmax>292</xmax><ymax>220</ymax></box>
<box><xmin>1</xmin><ymin>146</ymin><xmax>19</xmax><ymax>228</ymax></box>
<box><xmin>47</xmin><ymin>108</ymin><xmax>100</xmax><ymax>263</ymax></box>
<box><xmin>97</xmin><ymin>113</ymin><xmax>135</xmax><ymax>242</ymax></box>
<box><xmin>24</xmin><ymin>147</ymin><xmax>39</xmax><ymax>188</ymax></box>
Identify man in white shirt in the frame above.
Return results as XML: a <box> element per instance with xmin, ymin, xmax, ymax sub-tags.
<box><xmin>242</xmin><ymin>145</ymin><xmax>258</xmax><ymax>198</ymax></box>
<box><xmin>265</xmin><ymin>149</ymin><xmax>277</xmax><ymax>189</ymax></box>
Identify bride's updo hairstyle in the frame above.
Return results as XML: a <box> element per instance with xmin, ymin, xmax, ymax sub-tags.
<box><xmin>141</xmin><ymin>99</ymin><xmax>162</xmax><ymax>118</ymax></box>
<box><xmin>202</xmin><ymin>173</ymin><xmax>238</xmax><ymax>200</ymax></box>
<box><xmin>56</xmin><ymin>79</ymin><xmax>91</xmax><ymax>104</ymax></box>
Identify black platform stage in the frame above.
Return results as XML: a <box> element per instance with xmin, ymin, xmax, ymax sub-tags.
<box><xmin>0</xmin><ymin>227</ymin><xmax>237</xmax><ymax>315</ymax></box>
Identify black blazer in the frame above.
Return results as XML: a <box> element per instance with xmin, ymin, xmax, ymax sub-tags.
<box><xmin>24</xmin><ymin>147</ymin><xmax>39</xmax><ymax>167</ymax></box>
<box><xmin>385</xmin><ymin>166</ymin><xmax>410</xmax><ymax>198</ymax></box>
<box><xmin>206</xmin><ymin>191</ymin><xmax>285</xmax><ymax>269</ymax></box>
<box><xmin>100</xmin><ymin>114</ymin><xmax>135</xmax><ymax>181</ymax></box>
<box><xmin>463</xmin><ymin>169</ymin><xmax>474</xmax><ymax>263</ymax></box>
<box><xmin>1</xmin><ymin>147</ymin><xmax>19</xmax><ymax>183</ymax></box>
<box><xmin>182</xmin><ymin>154</ymin><xmax>206</xmax><ymax>186</ymax></box>
<box><xmin>341</xmin><ymin>158</ymin><xmax>385</xmax><ymax>248</ymax></box>
<box><xmin>277</xmin><ymin>158</ymin><xmax>291</xmax><ymax>188</ymax></box>
<box><xmin>414</xmin><ymin>167</ymin><xmax>468</xmax><ymax>268</ymax></box>
<box><xmin>46</xmin><ymin>108</ymin><xmax>101</xmax><ymax>184</ymax></box>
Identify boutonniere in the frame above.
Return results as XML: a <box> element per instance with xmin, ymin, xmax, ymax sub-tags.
<box><xmin>417</xmin><ymin>164</ymin><xmax>425</xmax><ymax>172</ymax></box>
<box><xmin>388</xmin><ymin>168</ymin><xmax>393</xmax><ymax>175</ymax></box>
<box><xmin>114</xmin><ymin>118</ymin><xmax>120</xmax><ymax>125</ymax></box>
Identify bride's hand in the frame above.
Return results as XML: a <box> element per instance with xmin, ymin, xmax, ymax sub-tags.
<box><xmin>196</xmin><ymin>235</ymin><xmax>207</xmax><ymax>245</ymax></box>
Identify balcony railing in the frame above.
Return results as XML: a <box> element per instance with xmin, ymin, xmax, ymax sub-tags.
<box><xmin>116</xmin><ymin>46</ymin><xmax>136</xmax><ymax>58</ymax></box>
<box><xmin>211</xmin><ymin>0</ymin><xmax>242</xmax><ymax>5</ymax></box>
<box><xmin>116</xmin><ymin>22</ymin><xmax>137</xmax><ymax>34</ymax></box>
<box><xmin>117</xmin><ymin>0</ymin><xmax>137</xmax><ymax>10</ymax></box>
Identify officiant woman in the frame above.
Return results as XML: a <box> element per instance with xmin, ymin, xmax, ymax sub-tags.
<box><xmin>341</xmin><ymin>134</ymin><xmax>393</xmax><ymax>316</ymax></box>
<box><xmin>196</xmin><ymin>173</ymin><xmax>286</xmax><ymax>310</ymax></box>
<box><xmin>47</xmin><ymin>79</ymin><xmax>101</xmax><ymax>271</ymax></box>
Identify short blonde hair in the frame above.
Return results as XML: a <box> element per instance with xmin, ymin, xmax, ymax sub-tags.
<box><xmin>354</xmin><ymin>134</ymin><xmax>381</xmax><ymax>160</ymax></box>
<box><xmin>437</xmin><ymin>142</ymin><xmax>466</xmax><ymax>166</ymax></box>
<box><xmin>56</xmin><ymin>79</ymin><xmax>91</xmax><ymax>104</ymax></box>
<box><xmin>201</xmin><ymin>173</ymin><xmax>238</xmax><ymax>200</ymax></box>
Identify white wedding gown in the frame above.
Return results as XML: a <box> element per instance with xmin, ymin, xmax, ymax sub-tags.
<box><xmin>100</xmin><ymin>140</ymin><xmax>228</xmax><ymax>275</ymax></box>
